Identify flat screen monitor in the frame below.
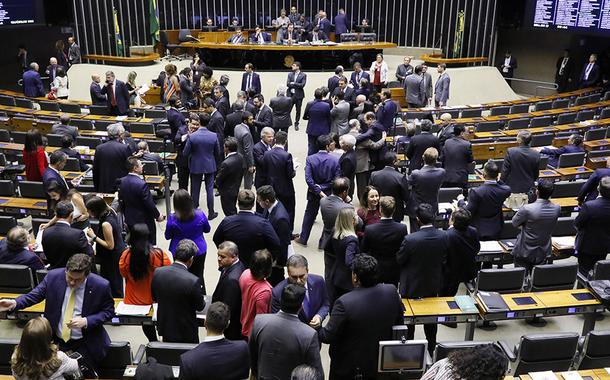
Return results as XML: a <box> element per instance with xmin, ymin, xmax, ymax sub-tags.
<box><xmin>340</xmin><ymin>33</ymin><xmax>358</xmax><ymax>42</ymax></box>
<box><xmin>0</xmin><ymin>0</ymin><xmax>45</xmax><ymax>27</ymax></box>
<box><xmin>378</xmin><ymin>340</ymin><xmax>428</xmax><ymax>373</ymax></box>
<box><xmin>201</xmin><ymin>26</ymin><xmax>219</xmax><ymax>32</ymax></box>
<box><xmin>530</xmin><ymin>0</ymin><xmax>610</xmax><ymax>34</ymax></box>
<box><xmin>359</xmin><ymin>33</ymin><xmax>377</xmax><ymax>42</ymax></box>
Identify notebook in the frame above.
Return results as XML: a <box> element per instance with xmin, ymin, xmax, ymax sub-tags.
<box><xmin>477</xmin><ymin>291</ymin><xmax>509</xmax><ymax>312</ymax></box>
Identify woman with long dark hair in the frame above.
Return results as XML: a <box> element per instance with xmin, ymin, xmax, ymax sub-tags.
<box><xmin>421</xmin><ymin>344</ymin><xmax>507</xmax><ymax>380</ymax></box>
<box><xmin>23</xmin><ymin>128</ymin><xmax>48</xmax><ymax>181</ymax></box>
<box><xmin>165</xmin><ymin>189</ymin><xmax>211</xmax><ymax>291</ymax></box>
<box><xmin>356</xmin><ymin>185</ymin><xmax>381</xmax><ymax>236</ymax></box>
<box><xmin>11</xmin><ymin>317</ymin><xmax>80</xmax><ymax>380</ymax></box>
<box><xmin>86</xmin><ymin>196</ymin><xmax>125</xmax><ymax>298</ymax></box>
<box><xmin>119</xmin><ymin>223</ymin><xmax>170</xmax><ymax>341</ymax></box>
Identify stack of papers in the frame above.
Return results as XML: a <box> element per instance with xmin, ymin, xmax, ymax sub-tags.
<box><xmin>560</xmin><ymin>371</ymin><xmax>584</xmax><ymax>380</ymax></box>
<box><xmin>115</xmin><ymin>302</ymin><xmax>151</xmax><ymax>316</ymax></box>
<box><xmin>480</xmin><ymin>241</ymin><xmax>504</xmax><ymax>253</ymax></box>
<box><xmin>552</xmin><ymin>236</ymin><xmax>575</xmax><ymax>250</ymax></box>
<box><xmin>528</xmin><ymin>371</ymin><xmax>559</xmax><ymax>380</ymax></box>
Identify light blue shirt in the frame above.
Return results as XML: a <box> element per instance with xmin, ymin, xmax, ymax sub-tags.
<box><xmin>58</xmin><ymin>278</ymin><xmax>87</xmax><ymax>341</ymax></box>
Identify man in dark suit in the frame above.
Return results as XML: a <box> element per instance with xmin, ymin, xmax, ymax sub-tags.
<box><xmin>183</xmin><ymin>113</ymin><xmax>220</xmax><ymax>218</ymax></box>
<box><xmin>555</xmin><ymin>49</ymin><xmax>575</xmax><ymax>92</ymax></box>
<box><xmin>235</xmin><ymin>112</ymin><xmax>256</xmax><ymax>189</ymax></box>
<box><xmin>408</xmin><ymin>147</ymin><xmax>445</xmax><ymax>232</ymax></box>
<box><xmin>501</xmin><ymin>130</ymin><xmax>540</xmax><ymax>207</ymax></box>
<box><xmin>152</xmin><ymin>240</ymin><xmax>205</xmax><ymax>343</ymax></box>
<box><xmin>261</xmin><ymin>131</ymin><xmax>297</xmax><ymax>229</ymax></box>
<box><xmin>271</xmin><ymin>254</ymin><xmax>330</xmax><ymax>328</ymax></box>
<box><xmin>225</xmin><ymin>100</ymin><xmax>247</xmax><ymax>137</ymax></box>
<box><xmin>0</xmin><ymin>254</ymin><xmax>114</xmax><ymax>372</ymax></box>
<box><xmin>216</xmin><ymin>137</ymin><xmax>245</xmax><ymax>216</ymax></box>
<box><xmin>405</xmin><ymin>119</ymin><xmax>440</xmax><ymax>173</ymax></box>
<box><xmin>287</xmin><ymin>61</ymin><xmax>307</xmax><ymax>130</ymax></box>
<box><xmin>295</xmin><ymin>135</ymin><xmax>342</xmax><ymax>247</ymax></box>
<box><xmin>0</xmin><ymin>226</ymin><xmax>44</xmax><ymax>271</ymax></box>
<box><xmin>270</xmin><ymin>86</ymin><xmax>293</xmax><ymax>133</ymax></box>
<box><xmin>541</xmin><ymin>133</ymin><xmax>584</xmax><ymax>168</ymax></box>
<box><xmin>395</xmin><ymin>56</ymin><xmax>414</xmax><ymax>83</ymax></box>
<box><xmin>213</xmin><ymin>189</ymin><xmax>281</xmax><ymax>268</ymax></box>
<box><xmin>257</xmin><ymin>186</ymin><xmax>291</xmax><ymax>285</ymax></box>
<box><xmin>252</xmin><ymin>95</ymin><xmax>274</xmax><ymax>143</ymax></box>
<box><xmin>174</xmin><ymin>113</ymin><xmax>191</xmax><ymax>191</ymax></box>
<box><xmin>575</xmin><ymin>176</ymin><xmax>610</xmax><ymax>274</ymax></box>
<box><xmin>362</xmin><ymin>197</ymin><xmax>408</xmax><ymax>286</ymax></box>
<box><xmin>59</xmin><ymin>135</ymin><xmax>88</xmax><ymax>172</ymax></box>
<box><xmin>339</xmin><ymin>134</ymin><xmax>357</xmax><ymax>199</ymax></box>
<box><xmin>331</xmin><ymin>76</ymin><xmax>355</xmax><ymax>103</ymax></box>
<box><xmin>100</xmin><ymin>71</ymin><xmax>130</xmax><ymax>116</ymax></box>
<box><xmin>500</xmin><ymin>50</ymin><xmax>518</xmax><ymax>86</ymax></box>
<box><xmin>441</xmin><ymin>124</ymin><xmax>474</xmax><ymax>190</ymax></box>
<box><xmin>376</xmin><ymin>90</ymin><xmax>398</xmax><ymax>131</ymax></box>
<box><xmin>90</xmin><ymin>75</ymin><xmax>107</xmax><ymax>106</ymax></box>
<box><xmin>52</xmin><ymin>114</ymin><xmax>79</xmax><ymax>140</ymax></box>
<box><xmin>278</xmin><ymin>24</ymin><xmax>300</xmax><ymax>44</ymax></box>
<box><xmin>250</xmin><ymin>285</ymin><xmax>323</xmax><ymax>380</ymax></box>
<box><xmin>22</xmin><ymin>62</ymin><xmax>45</xmax><ymax>97</ymax></box>
<box><xmin>307</xmin><ymin>27</ymin><xmax>329</xmax><ymax>42</ymax></box>
<box><xmin>211</xmin><ymin>241</ymin><xmax>245</xmax><ymax>340</ymax></box>
<box><xmin>578</xmin><ymin>158</ymin><xmax>610</xmax><ymax>204</ymax></box>
<box><xmin>319</xmin><ymin>254</ymin><xmax>403</xmax><ymax>380</ymax></box>
<box><xmin>179</xmin><ymin>302</ymin><xmax>249</xmax><ymax>380</ymax></box>
<box><xmin>202</xmin><ymin>97</ymin><xmax>226</xmax><ymax>150</ymax></box>
<box><xmin>369</xmin><ymin>152</ymin><xmax>409</xmax><ymax>222</ymax></box>
<box><xmin>166</xmin><ymin>96</ymin><xmax>186</xmax><ymax>140</ymax></box>
<box><xmin>241</xmin><ymin>63</ymin><xmax>262</xmax><ymax>94</ymax></box>
<box><xmin>397</xmin><ymin>203</ymin><xmax>448</xmax><ymax>353</ymax></box>
<box><xmin>250</xmin><ymin>25</ymin><xmax>272</xmax><ymax>43</ymax></box>
<box><xmin>334</xmin><ymin>9</ymin><xmax>349</xmax><ymax>40</ymax></box>
<box><xmin>213</xmin><ymin>86</ymin><xmax>230</xmax><ymax>118</ymax></box>
<box><xmin>93</xmin><ymin>124</ymin><xmax>131</xmax><ymax>193</ymax></box>
<box><xmin>350</xmin><ymin>62</ymin><xmax>371</xmax><ymax>89</ymax></box>
<box><xmin>45</xmin><ymin>57</ymin><xmax>63</xmax><ymax>84</ymax></box>
<box><xmin>458</xmin><ymin>161</ymin><xmax>510</xmax><ymax>241</ymax></box>
<box><xmin>42</xmin><ymin>201</ymin><xmax>93</xmax><ymax>269</ymax></box>
<box><xmin>303</xmin><ymin>88</ymin><xmax>332</xmax><ymax>156</ymax></box>
<box><xmin>442</xmin><ymin>208</ymin><xmax>480</xmax><ymax>297</ymax></box>
<box><xmin>43</xmin><ymin>151</ymin><xmax>70</xmax><ymax>214</ymax></box>
<box><xmin>68</xmin><ymin>36</ymin><xmax>81</xmax><ymax>65</ymax></box>
<box><xmin>328</xmin><ymin>66</ymin><xmax>344</xmax><ymax>95</ymax></box>
<box><xmin>580</xmin><ymin>53</ymin><xmax>601</xmax><ymax>88</ymax></box>
<box><xmin>119</xmin><ymin>157</ymin><xmax>163</xmax><ymax>244</ymax></box>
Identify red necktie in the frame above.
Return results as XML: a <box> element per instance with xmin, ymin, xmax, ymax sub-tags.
<box><xmin>108</xmin><ymin>83</ymin><xmax>117</xmax><ymax>106</ymax></box>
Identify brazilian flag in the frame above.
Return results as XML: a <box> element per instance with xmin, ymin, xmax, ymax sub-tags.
<box><xmin>150</xmin><ymin>0</ymin><xmax>160</xmax><ymax>44</ymax></box>
<box><xmin>113</xmin><ymin>7</ymin><xmax>125</xmax><ymax>57</ymax></box>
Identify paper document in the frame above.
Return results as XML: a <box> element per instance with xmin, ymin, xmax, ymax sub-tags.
<box><xmin>34</xmin><ymin>229</ymin><xmax>44</xmax><ymax>252</ymax></box>
<box><xmin>560</xmin><ymin>371</ymin><xmax>584</xmax><ymax>380</ymax></box>
<box><xmin>552</xmin><ymin>236</ymin><xmax>575</xmax><ymax>249</ymax></box>
<box><xmin>115</xmin><ymin>116</ymin><xmax>128</xmax><ymax>121</ymax></box>
<box><xmin>138</xmin><ymin>84</ymin><xmax>150</xmax><ymax>95</ymax></box>
<box><xmin>480</xmin><ymin>241</ymin><xmax>503</xmax><ymax>252</ymax></box>
<box><xmin>528</xmin><ymin>371</ymin><xmax>559</xmax><ymax>380</ymax></box>
<box><xmin>115</xmin><ymin>302</ymin><xmax>151</xmax><ymax>316</ymax></box>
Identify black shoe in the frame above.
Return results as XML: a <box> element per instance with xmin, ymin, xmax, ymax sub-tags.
<box><xmin>525</xmin><ymin>316</ymin><xmax>547</xmax><ymax>327</ymax></box>
<box><xmin>208</xmin><ymin>212</ymin><xmax>219</xmax><ymax>221</ymax></box>
<box><xmin>477</xmin><ymin>320</ymin><xmax>497</xmax><ymax>331</ymax></box>
<box><xmin>441</xmin><ymin>322</ymin><xmax>458</xmax><ymax>328</ymax></box>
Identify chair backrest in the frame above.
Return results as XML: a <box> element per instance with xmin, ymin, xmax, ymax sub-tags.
<box><xmin>578</xmin><ymin>330</ymin><xmax>610</xmax><ymax>370</ymax></box>
<box><xmin>588</xmin><ymin>93</ymin><xmax>601</xmax><ymax>103</ymax></box>
<box><xmin>144</xmin><ymin>109</ymin><xmax>167</xmax><ymax>119</ymax></box>
<box><xmin>433</xmin><ymin>341</ymin><xmax>496</xmax><ymax>362</ymax></box>
<box><xmin>540</xmin><ymin>155</ymin><xmax>549</xmax><ymax>170</ymax></box>
<box><xmin>39</xmin><ymin>101</ymin><xmax>61</xmax><ymax>111</ymax></box>
<box><xmin>534</xmin><ymin>101</ymin><xmax>552</xmax><ymax>111</ymax></box>
<box><xmin>128</xmin><ymin>122</ymin><xmax>155</xmax><ymax>134</ymax></box>
<box><xmin>89</xmin><ymin>105</ymin><xmax>109</xmax><ymax>116</ymax></box>
<box><xmin>438</xmin><ymin>109</ymin><xmax>460</xmax><ymax>119</ymax></box>
<box><xmin>461</xmin><ymin>108</ymin><xmax>482</xmax><ymax>118</ymax></box>
<box><xmin>0</xmin><ymin>180</ymin><xmax>15</xmax><ymax>197</ymax></box>
<box><xmin>145</xmin><ymin>342</ymin><xmax>197</xmax><ymax>366</ymax></box>
<box><xmin>76</xmin><ymin>136</ymin><xmax>102</xmax><ymax>149</ymax></box>
<box><xmin>556</xmin><ymin>152</ymin><xmax>585</xmax><ymax>168</ymax></box>
<box><xmin>31</xmin><ymin>218</ymin><xmax>51</xmax><ymax>236</ymax></box>
<box><xmin>510</xmin><ymin>104</ymin><xmax>529</xmax><ymax>114</ymax></box>
<box><xmin>142</xmin><ymin>161</ymin><xmax>160</xmax><ymax>176</ymax></box>
<box><xmin>159</xmin><ymin>30</ymin><xmax>169</xmax><ymax>45</ymax></box>
<box><xmin>0</xmin><ymin>338</ymin><xmax>19</xmax><ymax>375</ymax></box>
<box><xmin>600</xmin><ymin>107</ymin><xmax>610</xmax><ymax>120</ymax></box>
<box><xmin>530</xmin><ymin>116</ymin><xmax>552</xmax><ymax>128</ymax></box>
<box><xmin>46</xmin><ymin>133</ymin><xmax>63</xmax><ymax>147</ymax></box>
<box><xmin>178</xmin><ymin>28</ymin><xmax>192</xmax><ymax>42</ymax></box>
<box><xmin>556</xmin><ymin>113</ymin><xmax>577</xmax><ymax>125</ymax></box>
<box><xmin>529</xmin><ymin>263</ymin><xmax>578</xmax><ymax>291</ymax></box>
<box><xmin>0</xmin><ymin>216</ymin><xmax>17</xmax><ymax>235</ymax></box>
<box><xmin>513</xmin><ymin>333</ymin><xmax>579</xmax><ymax>375</ymax></box>
<box><xmin>59</xmin><ymin>102</ymin><xmax>82</xmax><ymax>114</ymax></box>
<box><xmin>585</xmin><ymin>128</ymin><xmax>606</xmax><ymax>141</ymax></box>
<box><xmin>64</xmin><ymin>157</ymin><xmax>81</xmax><ymax>171</ymax></box>
<box><xmin>490</xmin><ymin>106</ymin><xmax>510</xmax><ymax>116</ymax></box>
<box><xmin>589</xmin><ymin>150</ymin><xmax>610</xmax><ymax>159</ymax></box>
<box><xmin>476</xmin><ymin>121</ymin><xmax>503</xmax><ymax>132</ymax></box>
<box><xmin>577</xmin><ymin>109</ymin><xmax>595</xmax><ymax>122</ymax></box>
<box><xmin>70</xmin><ymin>119</ymin><xmax>94</xmax><ymax>130</ymax></box>
<box><xmin>0</xmin><ymin>95</ymin><xmax>16</xmax><ymax>107</ymax></box>
<box><xmin>94</xmin><ymin>120</ymin><xmax>114</xmax><ymax>131</ymax></box>
<box><xmin>147</xmin><ymin>139</ymin><xmax>175</xmax><ymax>153</ymax></box>
<box><xmin>19</xmin><ymin>181</ymin><xmax>46</xmax><ymax>199</ymax></box>
<box><xmin>0</xmin><ymin>264</ymin><xmax>34</xmax><ymax>293</ymax></box>
<box><xmin>574</xmin><ymin>96</ymin><xmax>589</xmax><ymax>106</ymax></box>
<box><xmin>604</xmin><ymin>91</ymin><xmax>610</xmax><ymax>101</ymax></box>
<box><xmin>475</xmin><ymin>267</ymin><xmax>525</xmax><ymax>293</ymax></box>
<box><xmin>36</xmin><ymin>269</ymin><xmax>48</xmax><ymax>284</ymax></box>
<box><xmin>14</xmin><ymin>98</ymin><xmax>34</xmax><ymax>109</ymax></box>
<box><xmin>0</xmin><ymin>130</ymin><xmax>10</xmax><ymax>143</ymax></box>
<box><xmin>507</xmin><ymin>118</ymin><xmax>529</xmax><ymax>130</ymax></box>
<box><xmin>98</xmin><ymin>341</ymin><xmax>133</xmax><ymax>379</ymax></box>
<box><xmin>438</xmin><ymin>188</ymin><xmax>463</xmax><ymax>203</ymax></box>
<box><xmin>552</xmin><ymin>99</ymin><xmax>570</xmax><ymax>109</ymax></box>
<box><xmin>552</xmin><ymin>181</ymin><xmax>585</xmax><ymax>198</ymax></box>
<box><xmin>591</xmin><ymin>260</ymin><xmax>610</xmax><ymax>281</ymax></box>
<box><xmin>11</xmin><ymin>131</ymin><xmax>27</xmax><ymax>144</ymax></box>
<box><xmin>531</xmin><ymin>133</ymin><xmax>554</xmax><ymax>147</ymax></box>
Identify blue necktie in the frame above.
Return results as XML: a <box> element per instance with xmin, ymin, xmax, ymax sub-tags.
<box><xmin>302</xmin><ymin>289</ymin><xmax>311</xmax><ymax>319</ymax></box>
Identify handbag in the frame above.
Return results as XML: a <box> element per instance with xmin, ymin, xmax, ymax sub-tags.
<box><xmin>46</xmin><ymin>89</ymin><xmax>57</xmax><ymax>100</ymax></box>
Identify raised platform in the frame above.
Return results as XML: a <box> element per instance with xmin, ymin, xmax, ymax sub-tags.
<box><xmin>421</xmin><ymin>53</ymin><xmax>488</xmax><ymax>66</ymax></box>
<box><xmin>82</xmin><ymin>53</ymin><xmax>160</xmax><ymax>66</ymax></box>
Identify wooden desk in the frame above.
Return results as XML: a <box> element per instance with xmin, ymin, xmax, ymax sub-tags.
<box><xmin>550</xmin><ymin>197</ymin><xmax>578</xmax><ymax>209</ymax></box>
<box><xmin>405</xmin><ymin>297</ymin><xmax>478</xmax><ymax>340</ymax></box>
<box><xmin>420</xmin><ymin>53</ymin><xmax>488</xmax><ymax>66</ymax></box>
<box><xmin>484</xmin><ymin>113</ymin><xmax>532</xmax><ymax>122</ymax></box>
<box><xmin>83</xmin><ymin>53</ymin><xmax>160</xmax><ymax>66</ymax></box>
<box><xmin>472</xmin><ymin>141</ymin><xmax>519</xmax><ymax>161</ymax></box>
<box><xmin>555</xmin><ymin>166</ymin><xmax>594</xmax><ymax>180</ymax></box>
<box><xmin>539</xmin><ymin>169</ymin><xmax>562</xmax><ymax>180</ymax></box>
<box><xmin>587</xmin><ymin>156</ymin><xmax>609</xmax><ymax>170</ymax></box>
<box><xmin>501</xmin><ymin>293</ymin><xmax>546</xmax><ymax>312</ymax></box>
<box><xmin>0</xmin><ymin>196</ymin><xmax>48</xmax><ymax>216</ymax></box>
<box><xmin>473</xmin><ymin>130</ymin><xmax>506</xmax><ymax>139</ymax></box>
<box><xmin>584</xmin><ymin>139</ymin><xmax>610</xmax><ymax>151</ymax></box>
<box><xmin>516</xmin><ymin>369</ymin><xmax>607</xmax><ymax>380</ymax></box>
<box><xmin>503</xmin><ymin>126</ymin><xmax>557</xmax><ymax>137</ymax></box>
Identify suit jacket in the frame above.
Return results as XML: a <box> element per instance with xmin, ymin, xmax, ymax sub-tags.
<box><xmin>213</xmin><ymin>211</ymin><xmax>281</xmax><ymax>267</ymax></box>
<box><xmin>287</xmin><ymin>71</ymin><xmax>307</xmax><ymax>100</ymax></box>
<box><xmin>90</xmin><ymin>82</ymin><xmax>107</xmax><ymax>106</ymax></box>
<box><xmin>263</xmin><ymin>201</ymin><xmax>291</xmax><ymax>266</ymax></box>
<box><xmin>68</xmin><ymin>43</ymin><xmax>81</xmax><ymax>64</ymax></box>
<box><xmin>330</xmin><ymin>100</ymin><xmax>350</xmax><ymax>135</ymax></box>
<box><xmin>270</xmin><ymin>274</ymin><xmax>330</xmax><ymax>322</ymax></box>
<box><xmin>500</xmin><ymin>56</ymin><xmax>518</xmax><ymax>78</ymax></box>
<box><xmin>405</xmin><ymin>132</ymin><xmax>440</xmax><ymax>172</ymax></box>
<box><xmin>253</xmin><ymin>105</ymin><xmax>273</xmax><ymax>137</ymax></box>
<box><xmin>212</xmin><ymin>260</ymin><xmax>246</xmax><ymax>340</ymax></box>
<box><xmin>578</xmin><ymin>168</ymin><xmax>610</xmax><ymax>203</ymax></box>
<box><xmin>350</xmin><ymin>70</ymin><xmax>370</xmax><ymax>89</ymax></box>
<box><xmin>179</xmin><ymin>338</ymin><xmax>249</xmax><ymax>380</ymax></box>
<box><xmin>403</xmin><ymin>74</ymin><xmax>425</xmax><ymax>106</ymax></box>
<box><xmin>575</xmin><ymin>196</ymin><xmax>610</xmax><ymax>257</ymax></box>
<box><xmin>580</xmin><ymin>62</ymin><xmax>601</xmax><ymax>87</ymax></box>
<box><xmin>441</xmin><ymin>136</ymin><xmax>473</xmax><ymax>186</ymax></box>
<box><xmin>395</xmin><ymin>64</ymin><xmax>414</xmax><ymax>82</ymax></box>
<box><xmin>361</xmin><ymin>219</ymin><xmax>407</xmax><ymax>284</ymax></box>
<box><xmin>166</xmin><ymin>107</ymin><xmax>186</xmax><ymax>140</ymax></box>
<box><xmin>334</xmin><ymin>13</ymin><xmax>349</xmax><ymax>34</ymax></box>
<box><xmin>434</xmin><ymin>73</ymin><xmax>451</xmax><ymax>105</ymax></box>
<box><xmin>279</xmin><ymin>29</ymin><xmax>300</xmax><ymax>43</ymax></box>
<box><xmin>52</xmin><ymin>123</ymin><xmax>79</xmax><ymax>140</ymax></box>
<box><xmin>512</xmin><ymin>199</ymin><xmax>560</xmax><ymax>264</ymax></box>
<box><xmin>397</xmin><ymin>226</ymin><xmax>448</xmax><ymax>297</ymax></box>
<box><xmin>269</xmin><ymin>96</ymin><xmax>293</xmax><ymax>130</ymax></box>
<box><xmin>118</xmin><ymin>173</ymin><xmax>160</xmax><ymax>228</ymax></box>
<box><xmin>174</xmin><ymin>123</ymin><xmax>189</xmax><ymax>168</ymax></box>
<box><xmin>501</xmin><ymin>146</ymin><xmax>540</xmax><ymax>194</ymax></box>
<box><xmin>422</xmin><ymin>72</ymin><xmax>433</xmax><ymax>103</ymax></box>
<box><xmin>445</xmin><ymin>226</ymin><xmax>480</xmax><ymax>285</ymax></box>
<box><xmin>45</xmin><ymin>64</ymin><xmax>64</xmax><ymax>83</ymax></box>
<box><xmin>234</xmin><ymin>123</ymin><xmax>254</xmax><ymax>168</ymax></box>
<box><xmin>328</xmin><ymin>75</ymin><xmax>341</xmax><ymax>95</ymax></box>
<box><xmin>58</xmin><ymin>147</ymin><xmax>87</xmax><ymax>171</ymax></box>
<box><xmin>100</xmin><ymin>80</ymin><xmax>130</xmax><ymax>115</ymax></box>
<box><xmin>376</xmin><ymin>99</ymin><xmax>398</xmax><ymax>131</ymax></box>
<box><xmin>319</xmin><ymin>284</ymin><xmax>403</xmax><ymax>379</ymax></box>
<box><xmin>227</xmin><ymin>33</ymin><xmax>245</xmax><ymax>44</ymax></box>
<box><xmin>250</xmin><ymin>312</ymin><xmax>323</xmax><ymax>380</ymax></box>
<box><xmin>304</xmin><ymin>100</ymin><xmax>331</xmax><ymax>137</ymax></box>
<box><xmin>151</xmin><ymin>263</ymin><xmax>205</xmax><ymax>343</ymax></box>
<box><xmin>250</xmin><ymin>32</ymin><xmax>272</xmax><ymax>43</ymax></box>
<box><xmin>179</xmin><ymin>75</ymin><xmax>195</xmax><ymax>105</ymax></box>
<box><xmin>216</xmin><ymin>153</ymin><xmax>245</xmax><ymax>197</ymax></box>
<box><xmin>319</xmin><ymin>195</ymin><xmax>353</xmax><ymax>249</ymax></box>
<box><xmin>556</xmin><ymin>56</ymin><xmax>575</xmax><ymax>81</ymax></box>
<box><xmin>339</xmin><ymin>150</ymin><xmax>357</xmax><ymax>185</ymax></box>
<box><xmin>23</xmin><ymin>70</ymin><xmax>45</xmax><ymax>97</ymax></box>
<box><xmin>331</xmin><ymin>86</ymin><xmax>355</xmax><ymax>103</ymax></box>
<box><xmin>409</xmin><ymin>165</ymin><xmax>445</xmax><ymax>216</ymax></box>
<box><xmin>0</xmin><ymin>241</ymin><xmax>45</xmax><ymax>271</ymax></box>
<box><xmin>42</xmin><ymin>222</ymin><xmax>93</xmax><ymax>269</ymax></box>
<box><xmin>183</xmin><ymin>127</ymin><xmax>220</xmax><ymax>174</ymax></box>
<box><xmin>208</xmin><ymin>110</ymin><xmax>226</xmax><ymax>147</ymax></box>
<box><xmin>261</xmin><ymin>147</ymin><xmax>296</xmax><ymax>195</ymax></box>
<box><xmin>225</xmin><ymin>110</ymin><xmax>245</xmax><ymax>137</ymax></box>
<box><xmin>370</xmin><ymin>167</ymin><xmax>410</xmax><ymax>221</ymax></box>
<box><xmin>540</xmin><ymin>144</ymin><xmax>584</xmax><ymax>168</ymax></box>
<box><xmin>215</xmin><ymin>96</ymin><xmax>230</xmax><ymax>118</ymax></box>
<box><xmin>241</xmin><ymin>72</ymin><xmax>262</xmax><ymax>94</ymax></box>
<box><xmin>318</xmin><ymin>18</ymin><xmax>332</xmax><ymax>34</ymax></box>
<box><xmin>305</xmin><ymin>151</ymin><xmax>341</xmax><ymax>196</ymax></box>
<box><xmin>462</xmin><ymin>181</ymin><xmax>511</xmax><ymax>240</ymax></box>
<box><xmin>15</xmin><ymin>270</ymin><xmax>114</xmax><ymax>368</ymax></box>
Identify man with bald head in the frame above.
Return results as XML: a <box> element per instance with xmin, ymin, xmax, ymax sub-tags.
<box><xmin>45</xmin><ymin>57</ymin><xmax>63</xmax><ymax>84</ymax></box>
<box><xmin>90</xmin><ymin>75</ymin><xmax>107</xmax><ymax>106</ymax></box>
<box><xmin>212</xmin><ymin>241</ymin><xmax>245</xmax><ymax>340</ymax></box>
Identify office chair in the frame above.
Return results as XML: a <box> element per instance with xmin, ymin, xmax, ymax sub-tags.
<box><xmin>0</xmin><ymin>264</ymin><xmax>35</xmax><ymax>293</ymax></box>
<box><xmin>499</xmin><ymin>333</ymin><xmax>579</xmax><ymax>375</ymax></box>
<box><xmin>529</xmin><ymin>263</ymin><xmax>578</xmax><ymax>292</ymax></box>
<box><xmin>556</xmin><ymin>152</ymin><xmax>585</xmax><ymax>168</ymax></box>
<box><xmin>0</xmin><ymin>339</ymin><xmax>19</xmax><ymax>375</ymax></box>
<box><xmin>576</xmin><ymin>330</ymin><xmax>610</xmax><ymax>370</ymax></box>
<box><xmin>98</xmin><ymin>342</ymin><xmax>134</xmax><ymax>379</ymax></box>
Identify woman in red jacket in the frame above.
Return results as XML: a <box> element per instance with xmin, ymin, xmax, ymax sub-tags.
<box><xmin>23</xmin><ymin>129</ymin><xmax>48</xmax><ymax>181</ymax></box>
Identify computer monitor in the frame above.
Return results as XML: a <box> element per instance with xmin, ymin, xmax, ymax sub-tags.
<box><xmin>378</xmin><ymin>340</ymin><xmax>428</xmax><ymax>373</ymax></box>
<box><xmin>340</xmin><ymin>33</ymin><xmax>358</xmax><ymax>42</ymax></box>
<box><xmin>359</xmin><ymin>33</ymin><xmax>377</xmax><ymax>42</ymax></box>
<box><xmin>201</xmin><ymin>26</ymin><xmax>218</xmax><ymax>32</ymax></box>
<box><xmin>355</xmin><ymin>25</ymin><xmax>375</xmax><ymax>33</ymax></box>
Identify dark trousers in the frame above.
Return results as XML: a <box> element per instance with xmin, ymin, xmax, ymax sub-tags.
<box><xmin>514</xmin><ymin>256</ymin><xmax>536</xmax><ymax>277</ymax></box>
<box><xmin>578</xmin><ymin>254</ymin><xmax>607</xmax><ymax>275</ymax></box>
<box><xmin>355</xmin><ymin>171</ymin><xmax>371</xmax><ymax>204</ymax></box>
<box><xmin>292</xmin><ymin>97</ymin><xmax>303</xmax><ymax>124</ymax></box>
<box><xmin>177</xmin><ymin>164</ymin><xmax>189</xmax><ymax>190</ymax></box>
<box><xmin>190</xmin><ymin>172</ymin><xmax>215</xmax><ymax>214</ymax></box>
<box><xmin>408</xmin><ymin>102</ymin><xmax>423</xmax><ymax>108</ymax></box>
<box><xmin>299</xmin><ymin>192</ymin><xmax>321</xmax><ymax>243</ymax></box>
<box><xmin>220</xmin><ymin>192</ymin><xmax>238</xmax><ymax>216</ymax></box>
<box><xmin>307</xmin><ymin>134</ymin><xmax>319</xmax><ymax>156</ymax></box>
<box><xmin>278</xmin><ymin>194</ymin><xmax>296</xmax><ymax>231</ymax></box>
<box><xmin>99</xmin><ymin>250</ymin><xmax>124</xmax><ymax>298</ymax></box>
<box><xmin>324</xmin><ymin>251</ymin><xmax>336</xmax><ymax>302</ymax></box>
<box><xmin>407</xmin><ymin>324</ymin><xmax>437</xmax><ymax>355</ymax></box>
<box><xmin>189</xmin><ymin>254</ymin><xmax>206</xmax><ymax>294</ymax></box>
<box><xmin>142</xmin><ymin>324</ymin><xmax>158</xmax><ymax>342</ymax></box>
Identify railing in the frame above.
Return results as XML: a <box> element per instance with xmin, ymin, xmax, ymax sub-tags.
<box><xmin>508</xmin><ymin>77</ymin><xmax>559</xmax><ymax>96</ymax></box>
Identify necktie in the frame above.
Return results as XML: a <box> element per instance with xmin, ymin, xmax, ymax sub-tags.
<box><xmin>302</xmin><ymin>289</ymin><xmax>311</xmax><ymax>319</ymax></box>
<box><xmin>62</xmin><ymin>288</ymin><xmax>76</xmax><ymax>342</ymax></box>
<box><xmin>357</xmin><ymin>72</ymin><xmax>361</xmax><ymax>83</ymax></box>
<box><xmin>108</xmin><ymin>83</ymin><xmax>117</xmax><ymax>106</ymax></box>
<box><xmin>247</xmin><ymin>74</ymin><xmax>252</xmax><ymax>90</ymax></box>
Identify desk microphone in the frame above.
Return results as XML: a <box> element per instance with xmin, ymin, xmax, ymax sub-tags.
<box><xmin>186</xmin><ymin>35</ymin><xmax>201</xmax><ymax>42</ymax></box>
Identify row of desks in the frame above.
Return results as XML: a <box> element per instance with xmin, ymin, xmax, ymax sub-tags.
<box><xmin>507</xmin><ymin>369</ymin><xmax>610</xmax><ymax>379</ymax></box>
<box><xmin>467</xmin><ymin>167</ymin><xmax>594</xmax><ymax>185</ymax></box>
<box><xmin>9</xmin><ymin>117</ymin><xmax>158</xmax><ymax>140</ymax></box>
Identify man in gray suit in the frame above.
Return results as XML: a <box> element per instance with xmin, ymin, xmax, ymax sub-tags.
<box><xmin>52</xmin><ymin>113</ymin><xmax>79</xmax><ymax>140</ymax></box>
<box><xmin>249</xmin><ymin>284</ymin><xmax>323</xmax><ymax>380</ymax></box>
<box><xmin>235</xmin><ymin>111</ymin><xmax>256</xmax><ymax>189</ymax></box>
<box><xmin>501</xmin><ymin>130</ymin><xmax>541</xmax><ymax>208</ymax></box>
<box><xmin>422</xmin><ymin>64</ymin><xmax>433</xmax><ymax>106</ymax></box>
<box><xmin>269</xmin><ymin>84</ymin><xmax>293</xmax><ymax>133</ymax></box>
<box><xmin>511</xmin><ymin>180</ymin><xmax>560</xmax><ymax>274</ymax></box>
<box><xmin>408</xmin><ymin>147</ymin><xmax>446</xmax><ymax>232</ymax></box>
<box><xmin>434</xmin><ymin>63</ymin><xmax>450</xmax><ymax>107</ymax></box>
<box><xmin>404</xmin><ymin>65</ymin><xmax>425</xmax><ymax>108</ymax></box>
<box><xmin>330</xmin><ymin>92</ymin><xmax>350</xmax><ymax>135</ymax></box>
<box><xmin>67</xmin><ymin>36</ymin><xmax>81</xmax><ymax>65</ymax></box>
